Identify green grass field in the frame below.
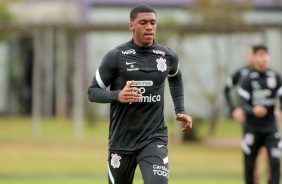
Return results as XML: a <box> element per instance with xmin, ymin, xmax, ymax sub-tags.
<box><xmin>0</xmin><ymin>117</ymin><xmax>279</xmax><ymax>184</ymax></box>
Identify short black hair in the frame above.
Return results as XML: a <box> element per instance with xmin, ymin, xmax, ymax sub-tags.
<box><xmin>251</xmin><ymin>45</ymin><xmax>268</xmax><ymax>54</ymax></box>
<box><xmin>130</xmin><ymin>4</ymin><xmax>156</xmax><ymax>21</ymax></box>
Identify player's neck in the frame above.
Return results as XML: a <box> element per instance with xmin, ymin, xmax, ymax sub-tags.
<box><xmin>132</xmin><ymin>38</ymin><xmax>153</xmax><ymax>48</ymax></box>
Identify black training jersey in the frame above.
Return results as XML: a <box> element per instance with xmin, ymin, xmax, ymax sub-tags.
<box><xmin>224</xmin><ymin>65</ymin><xmax>252</xmax><ymax>112</ymax></box>
<box><xmin>238</xmin><ymin>68</ymin><xmax>282</xmax><ymax>127</ymax></box>
<box><xmin>88</xmin><ymin>40</ymin><xmax>183</xmax><ymax>153</ymax></box>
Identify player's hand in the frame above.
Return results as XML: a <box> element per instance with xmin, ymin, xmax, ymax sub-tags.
<box><xmin>232</xmin><ymin>107</ymin><xmax>245</xmax><ymax>123</ymax></box>
<box><xmin>118</xmin><ymin>80</ymin><xmax>142</xmax><ymax>103</ymax></box>
<box><xmin>253</xmin><ymin>105</ymin><xmax>267</xmax><ymax>118</ymax></box>
<box><xmin>176</xmin><ymin>113</ymin><xmax>192</xmax><ymax>132</ymax></box>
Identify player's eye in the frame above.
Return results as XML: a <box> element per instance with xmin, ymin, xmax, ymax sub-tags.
<box><xmin>140</xmin><ymin>21</ymin><xmax>146</xmax><ymax>25</ymax></box>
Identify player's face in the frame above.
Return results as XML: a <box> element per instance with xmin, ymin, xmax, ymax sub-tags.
<box><xmin>252</xmin><ymin>49</ymin><xmax>269</xmax><ymax>72</ymax></box>
<box><xmin>129</xmin><ymin>12</ymin><xmax>157</xmax><ymax>47</ymax></box>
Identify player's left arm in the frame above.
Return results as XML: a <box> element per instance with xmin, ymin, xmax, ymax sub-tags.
<box><xmin>167</xmin><ymin>48</ymin><xmax>192</xmax><ymax>132</ymax></box>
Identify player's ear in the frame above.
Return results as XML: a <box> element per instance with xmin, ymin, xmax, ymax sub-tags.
<box><xmin>129</xmin><ymin>22</ymin><xmax>134</xmax><ymax>32</ymax></box>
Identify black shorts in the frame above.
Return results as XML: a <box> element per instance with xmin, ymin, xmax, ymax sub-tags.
<box><xmin>108</xmin><ymin>141</ymin><xmax>169</xmax><ymax>184</ymax></box>
<box><xmin>241</xmin><ymin>124</ymin><xmax>281</xmax><ymax>158</ymax></box>
<box><xmin>241</xmin><ymin>124</ymin><xmax>281</xmax><ymax>183</ymax></box>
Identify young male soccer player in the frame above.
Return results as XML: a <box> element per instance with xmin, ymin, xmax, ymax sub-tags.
<box><xmin>87</xmin><ymin>4</ymin><xmax>192</xmax><ymax>184</ymax></box>
<box><xmin>238</xmin><ymin>45</ymin><xmax>282</xmax><ymax>184</ymax></box>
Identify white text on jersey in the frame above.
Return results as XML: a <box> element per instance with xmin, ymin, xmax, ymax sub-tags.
<box><xmin>153</xmin><ymin>50</ymin><xmax>165</xmax><ymax>56</ymax></box>
<box><xmin>122</xmin><ymin>49</ymin><xmax>136</xmax><ymax>55</ymax></box>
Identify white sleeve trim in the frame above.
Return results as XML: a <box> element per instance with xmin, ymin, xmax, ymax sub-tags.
<box><xmin>95</xmin><ymin>70</ymin><xmax>107</xmax><ymax>89</ymax></box>
<box><xmin>237</xmin><ymin>87</ymin><xmax>251</xmax><ymax>100</ymax></box>
<box><xmin>168</xmin><ymin>64</ymin><xmax>179</xmax><ymax>77</ymax></box>
<box><xmin>277</xmin><ymin>86</ymin><xmax>282</xmax><ymax>96</ymax></box>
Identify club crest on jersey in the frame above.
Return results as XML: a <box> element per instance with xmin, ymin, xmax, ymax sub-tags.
<box><xmin>111</xmin><ymin>154</ymin><xmax>121</xmax><ymax>168</ymax></box>
<box><xmin>266</xmin><ymin>76</ymin><xmax>276</xmax><ymax>89</ymax></box>
<box><xmin>156</xmin><ymin>58</ymin><xmax>167</xmax><ymax>72</ymax></box>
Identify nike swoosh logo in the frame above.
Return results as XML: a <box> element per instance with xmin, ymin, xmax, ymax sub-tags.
<box><xmin>157</xmin><ymin>145</ymin><xmax>165</xmax><ymax>148</ymax></box>
<box><xmin>126</xmin><ymin>62</ymin><xmax>136</xmax><ymax>65</ymax></box>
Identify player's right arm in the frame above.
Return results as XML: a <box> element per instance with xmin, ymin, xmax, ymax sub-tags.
<box><xmin>224</xmin><ymin>69</ymin><xmax>246</xmax><ymax>122</ymax></box>
<box><xmin>223</xmin><ymin>70</ymin><xmax>242</xmax><ymax>113</ymax></box>
<box><xmin>87</xmin><ymin>49</ymin><xmax>119</xmax><ymax>103</ymax></box>
<box><xmin>87</xmin><ymin>49</ymin><xmax>141</xmax><ymax>104</ymax></box>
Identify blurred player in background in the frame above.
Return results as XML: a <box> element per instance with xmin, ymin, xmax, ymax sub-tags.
<box><xmin>223</xmin><ymin>46</ymin><xmax>271</xmax><ymax>183</ymax></box>
<box><xmin>237</xmin><ymin>45</ymin><xmax>282</xmax><ymax>184</ymax></box>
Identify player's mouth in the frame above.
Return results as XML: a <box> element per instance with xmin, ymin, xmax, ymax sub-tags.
<box><xmin>144</xmin><ymin>33</ymin><xmax>154</xmax><ymax>39</ymax></box>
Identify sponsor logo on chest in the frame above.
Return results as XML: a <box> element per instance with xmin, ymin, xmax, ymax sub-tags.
<box><xmin>252</xmin><ymin>89</ymin><xmax>275</xmax><ymax>106</ymax></box>
<box><xmin>127</xmin><ymin>80</ymin><xmax>161</xmax><ymax>103</ymax></box>
<box><xmin>125</xmin><ymin>61</ymin><xmax>139</xmax><ymax>71</ymax></box>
